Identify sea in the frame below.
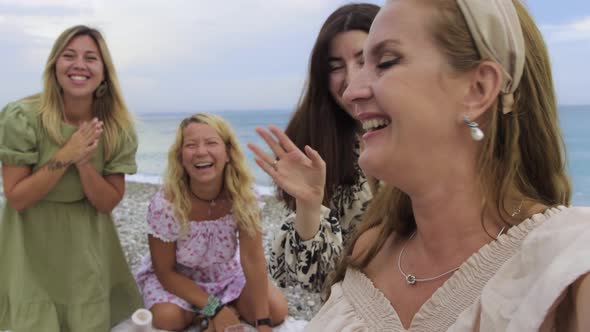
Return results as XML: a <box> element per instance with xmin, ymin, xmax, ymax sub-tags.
<box><xmin>129</xmin><ymin>106</ymin><xmax>590</xmax><ymax>205</ymax></box>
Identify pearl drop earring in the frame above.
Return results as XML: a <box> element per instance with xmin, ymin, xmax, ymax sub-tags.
<box><xmin>463</xmin><ymin>114</ymin><xmax>484</xmax><ymax>141</ymax></box>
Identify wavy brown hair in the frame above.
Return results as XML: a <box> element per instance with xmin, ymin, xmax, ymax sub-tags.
<box><xmin>328</xmin><ymin>0</ymin><xmax>571</xmax><ymax>293</ymax></box>
<box><xmin>280</xmin><ymin>3</ymin><xmax>380</xmax><ymax>210</ymax></box>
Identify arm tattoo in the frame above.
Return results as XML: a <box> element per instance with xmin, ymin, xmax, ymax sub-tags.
<box><xmin>45</xmin><ymin>158</ymin><xmax>73</xmax><ymax>171</ymax></box>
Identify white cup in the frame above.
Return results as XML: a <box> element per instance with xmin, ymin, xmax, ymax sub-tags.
<box><xmin>131</xmin><ymin>308</ymin><xmax>153</xmax><ymax>332</ymax></box>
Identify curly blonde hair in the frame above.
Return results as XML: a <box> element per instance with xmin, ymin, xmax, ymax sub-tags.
<box><xmin>162</xmin><ymin>113</ymin><xmax>260</xmax><ymax>236</ymax></box>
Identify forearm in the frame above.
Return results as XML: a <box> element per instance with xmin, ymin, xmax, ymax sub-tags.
<box><xmin>271</xmin><ymin>212</ymin><xmax>344</xmax><ymax>291</ymax></box>
<box><xmin>294</xmin><ymin>199</ymin><xmax>323</xmax><ymax>240</ymax></box>
<box><xmin>77</xmin><ymin>164</ymin><xmax>122</xmax><ymax>213</ymax></box>
<box><xmin>5</xmin><ymin>150</ymin><xmax>72</xmax><ymax>211</ymax></box>
<box><xmin>156</xmin><ymin>270</ymin><xmax>211</xmax><ymax>309</ymax></box>
<box><xmin>242</xmin><ymin>256</ymin><xmax>270</xmax><ymax>319</ymax></box>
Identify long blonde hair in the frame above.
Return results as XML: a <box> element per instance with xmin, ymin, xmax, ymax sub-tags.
<box><xmin>162</xmin><ymin>113</ymin><xmax>260</xmax><ymax>236</ymax></box>
<box><xmin>35</xmin><ymin>25</ymin><xmax>134</xmax><ymax>160</ymax></box>
<box><xmin>329</xmin><ymin>0</ymin><xmax>571</xmax><ymax>292</ymax></box>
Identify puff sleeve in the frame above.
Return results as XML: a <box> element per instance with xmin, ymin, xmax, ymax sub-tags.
<box><xmin>146</xmin><ymin>190</ymin><xmax>181</xmax><ymax>243</ymax></box>
<box><xmin>103</xmin><ymin>128</ymin><xmax>138</xmax><ymax>175</ymax></box>
<box><xmin>0</xmin><ymin>102</ymin><xmax>39</xmax><ymax>166</ymax></box>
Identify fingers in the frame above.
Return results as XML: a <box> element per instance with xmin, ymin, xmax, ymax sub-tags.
<box><xmin>247</xmin><ymin>143</ymin><xmax>276</xmax><ymax>167</ymax></box>
<box><xmin>305</xmin><ymin>145</ymin><xmax>326</xmax><ymax>170</ymax></box>
<box><xmin>255</xmin><ymin>127</ymin><xmax>285</xmax><ymax>159</ymax></box>
<box><xmin>253</xmin><ymin>155</ymin><xmax>278</xmax><ymax>178</ymax></box>
<box><xmin>268</xmin><ymin>125</ymin><xmax>298</xmax><ymax>154</ymax></box>
<box><xmin>77</xmin><ymin>118</ymin><xmax>103</xmax><ymax>143</ymax></box>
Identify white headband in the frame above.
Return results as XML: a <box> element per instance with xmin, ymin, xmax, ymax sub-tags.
<box><xmin>457</xmin><ymin>0</ymin><xmax>525</xmax><ymax>114</ymax></box>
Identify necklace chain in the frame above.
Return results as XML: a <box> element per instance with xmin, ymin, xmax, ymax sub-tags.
<box><xmin>397</xmin><ymin>201</ymin><xmax>522</xmax><ymax>286</ymax></box>
<box><xmin>189</xmin><ymin>186</ymin><xmax>224</xmax><ymax>217</ymax></box>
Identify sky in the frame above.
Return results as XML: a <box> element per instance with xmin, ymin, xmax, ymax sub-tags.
<box><xmin>1</xmin><ymin>0</ymin><xmax>589</xmax><ymax>113</ymax></box>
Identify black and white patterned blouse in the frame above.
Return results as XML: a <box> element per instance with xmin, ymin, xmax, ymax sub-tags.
<box><xmin>269</xmin><ymin>175</ymin><xmax>373</xmax><ymax>292</ymax></box>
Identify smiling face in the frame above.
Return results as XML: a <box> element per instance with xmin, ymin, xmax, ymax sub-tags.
<box><xmin>343</xmin><ymin>0</ymin><xmax>473</xmax><ymax>190</ymax></box>
<box><xmin>328</xmin><ymin>30</ymin><xmax>368</xmax><ymax>117</ymax></box>
<box><xmin>181</xmin><ymin>122</ymin><xmax>229</xmax><ymax>189</ymax></box>
<box><xmin>55</xmin><ymin>34</ymin><xmax>104</xmax><ymax>100</ymax></box>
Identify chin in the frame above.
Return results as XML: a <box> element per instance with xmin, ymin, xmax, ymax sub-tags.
<box><xmin>359</xmin><ymin>153</ymin><xmax>379</xmax><ymax>179</ymax></box>
<box><xmin>360</xmin><ymin>153</ymin><xmax>398</xmax><ymax>185</ymax></box>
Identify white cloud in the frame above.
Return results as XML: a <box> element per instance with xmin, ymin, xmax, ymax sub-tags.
<box><xmin>541</xmin><ymin>16</ymin><xmax>590</xmax><ymax>43</ymax></box>
<box><xmin>0</xmin><ymin>0</ymin><xmax>343</xmax><ymax>69</ymax></box>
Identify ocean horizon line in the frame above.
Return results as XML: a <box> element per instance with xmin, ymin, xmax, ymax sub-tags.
<box><xmin>131</xmin><ymin>104</ymin><xmax>590</xmax><ymax>116</ymax></box>
<box><xmin>126</xmin><ymin>173</ymin><xmax>276</xmax><ymax>198</ymax></box>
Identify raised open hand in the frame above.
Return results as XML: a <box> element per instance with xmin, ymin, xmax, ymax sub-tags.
<box><xmin>247</xmin><ymin>125</ymin><xmax>326</xmax><ymax>205</ymax></box>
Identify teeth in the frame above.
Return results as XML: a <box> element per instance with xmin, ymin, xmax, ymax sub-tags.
<box><xmin>195</xmin><ymin>162</ymin><xmax>213</xmax><ymax>168</ymax></box>
<box><xmin>70</xmin><ymin>76</ymin><xmax>88</xmax><ymax>81</ymax></box>
<box><xmin>362</xmin><ymin>118</ymin><xmax>391</xmax><ymax>131</ymax></box>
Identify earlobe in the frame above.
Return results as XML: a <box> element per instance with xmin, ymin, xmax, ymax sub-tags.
<box><xmin>463</xmin><ymin>61</ymin><xmax>504</xmax><ymax>119</ymax></box>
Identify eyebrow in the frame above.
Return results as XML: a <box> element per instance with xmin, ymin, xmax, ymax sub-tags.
<box><xmin>327</xmin><ymin>50</ymin><xmax>364</xmax><ymax>62</ymax></box>
<box><xmin>63</xmin><ymin>48</ymin><xmax>99</xmax><ymax>55</ymax></box>
<box><xmin>369</xmin><ymin>39</ymin><xmax>402</xmax><ymax>58</ymax></box>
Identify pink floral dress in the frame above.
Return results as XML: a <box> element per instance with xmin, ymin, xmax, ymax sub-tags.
<box><xmin>135</xmin><ymin>190</ymin><xmax>246</xmax><ymax>312</ymax></box>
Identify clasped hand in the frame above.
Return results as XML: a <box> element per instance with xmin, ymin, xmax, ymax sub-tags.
<box><xmin>62</xmin><ymin>118</ymin><xmax>103</xmax><ymax>166</ymax></box>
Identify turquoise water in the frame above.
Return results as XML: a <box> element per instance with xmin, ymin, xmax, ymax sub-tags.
<box><xmin>131</xmin><ymin>106</ymin><xmax>590</xmax><ymax>205</ymax></box>
<box><xmin>560</xmin><ymin>105</ymin><xmax>590</xmax><ymax>205</ymax></box>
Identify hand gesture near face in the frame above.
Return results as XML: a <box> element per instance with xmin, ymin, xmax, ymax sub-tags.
<box><xmin>62</xmin><ymin>118</ymin><xmax>103</xmax><ymax>165</ymax></box>
<box><xmin>248</xmin><ymin>125</ymin><xmax>326</xmax><ymax>205</ymax></box>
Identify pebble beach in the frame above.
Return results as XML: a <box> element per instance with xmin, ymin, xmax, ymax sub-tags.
<box><xmin>0</xmin><ymin>180</ymin><xmax>315</xmax><ymax>331</ymax></box>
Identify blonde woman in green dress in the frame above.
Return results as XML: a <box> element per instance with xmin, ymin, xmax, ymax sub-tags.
<box><xmin>0</xmin><ymin>25</ymin><xmax>142</xmax><ymax>331</ymax></box>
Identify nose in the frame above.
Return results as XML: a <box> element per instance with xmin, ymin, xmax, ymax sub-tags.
<box><xmin>73</xmin><ymin>55</ymin><xmax>85</xmax><ymax>70</ymax></box>
<box><xmin>343</xmin><ymin>66</ymin><xmax>372</xmax><ymax>117</ymax></box>
<box><xmin>342</xmin><ymin>61</ymin><xmax>363</xmax><ymax>93</ymax></box>
<box><xmin>195</xmin><ymin>144</ymin><xmax>207</xmax><ymax>155</ymax></box>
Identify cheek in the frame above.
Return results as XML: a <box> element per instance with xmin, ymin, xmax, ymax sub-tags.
<box><xmin>329</xmin><ymin>73</ymin><xmax>344</xmax><ymax>97</ymax></box>
<box><xmin>54</xmin><ymin>62</ymin><xmax>67</xmax><ymax>81</ymax></box>
<box><xmin>217</xmin><ymin>149</ymin><xmax>229</xmax><ymax>164</ymax></box>
<box><xmin>181</xmin><ymin>149</ymin><xmax>192</xmax><ymax>165</ymax></box>
<box><xmin>95</xmin><ymin>63</ymin><xmax>105</xmax><ymax>80</ymax></box>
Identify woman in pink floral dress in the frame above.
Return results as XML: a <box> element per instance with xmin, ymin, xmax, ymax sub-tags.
<box><xmin>135</xmin><ymin>114</ymin><xmax>288</xmax><ymax>332</ymax></box>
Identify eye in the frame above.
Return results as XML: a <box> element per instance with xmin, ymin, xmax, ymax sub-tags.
<box><xmin>329</xmin><ymin>61</ymin><xmax>344</xmax><ymax>72</ymax></box>
<box><xmin>377</xmin><ymin>56</ymin><xmax>401</xmax><ymax>70</ymax></box>
<box><xmin>207</xmin><ymin>141</ymin><xmax>219</xmax><ymax>146</ymax></box>
<box><xmin>86</xmin><ymin>56</ymin><xmax>98</xmax><ymax>61</ymax></box>
<box><xmin>62</xmin><ymin>53</ymin><xmax>74</xmax><ymax>59</ymax></box>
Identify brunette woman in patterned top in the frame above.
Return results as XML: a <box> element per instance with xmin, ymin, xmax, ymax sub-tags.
<box><xmin>249</xmin><ymin>3</ymin><xmax>380</xmax><ymax>293</ymax></box>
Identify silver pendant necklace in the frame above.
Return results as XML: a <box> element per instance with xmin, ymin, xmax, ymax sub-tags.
<box><xmin>397</xmin><ymin>202</ymin><xmax>522</xmax><ymax>285</ymax></box>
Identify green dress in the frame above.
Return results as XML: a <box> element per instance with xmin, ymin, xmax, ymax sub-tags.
<box><xmin>0</xmin><ymin>100</ymin><xmax>143</xmax><ymax>332</ymax></box>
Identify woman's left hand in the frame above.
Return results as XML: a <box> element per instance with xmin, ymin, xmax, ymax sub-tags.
<box><xmin>247</xmin><ymin>125</ymin><xmax>326</xmax><ymax>206</ymax></box>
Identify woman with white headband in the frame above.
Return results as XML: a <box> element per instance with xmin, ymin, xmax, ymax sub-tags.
<box><xmin>251</xmin><ymin>0</ymin><xmax>590</xmax><ymax>330</ymax></box>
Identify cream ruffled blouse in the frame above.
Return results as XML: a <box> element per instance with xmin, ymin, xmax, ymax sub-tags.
<box><xmin>306</xmin><ymin>206</ymin><xmax>590</xmax><ymax>332</ymax></box>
